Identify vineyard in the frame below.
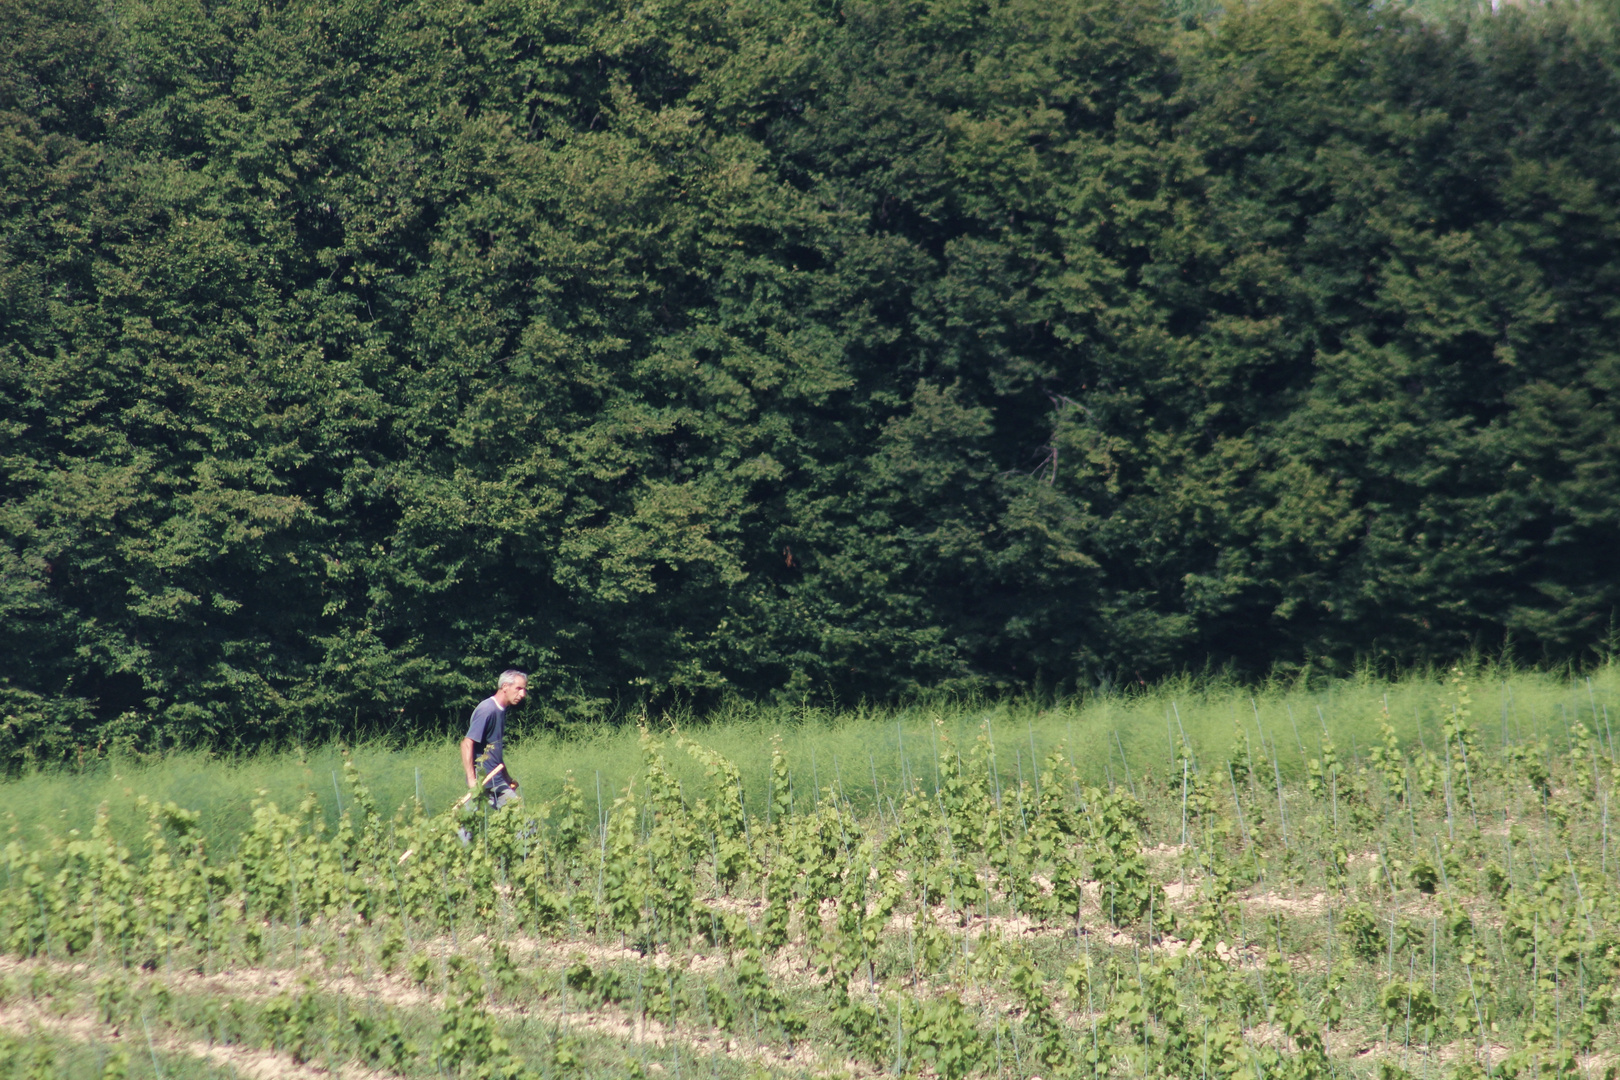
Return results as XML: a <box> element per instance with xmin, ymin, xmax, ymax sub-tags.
<box><xmin>2</xmin><ymin>670</ymin><xmax>1618</xmax><ymax>1080</ymax></box>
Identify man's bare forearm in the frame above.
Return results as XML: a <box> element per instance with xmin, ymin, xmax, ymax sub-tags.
<box><xmin>461</xmin><ymin>737</ymin><xmax>477</xmax><ymax>787</ymax></box>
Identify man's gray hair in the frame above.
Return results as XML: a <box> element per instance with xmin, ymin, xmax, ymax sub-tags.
<box><xmin>498</xmin><ymin>669</ymin><xmax>528</xmax><ymax>688</ymax></box>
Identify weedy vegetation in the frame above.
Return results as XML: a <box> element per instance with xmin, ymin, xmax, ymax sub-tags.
<box><xmin>0</xmin><ymin>667</ymin><xmax>1618</xmax><ymax>1080</ymax></box>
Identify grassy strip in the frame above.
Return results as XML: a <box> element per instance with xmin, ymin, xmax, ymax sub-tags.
<box><xmin>3</xmin><ymin>664</ymin><xmax>1613</xmax><ymax>854</ymax></box>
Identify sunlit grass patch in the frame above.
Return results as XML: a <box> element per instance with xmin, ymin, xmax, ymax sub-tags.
<box><xmin>4</xmin><ymin>664</ymin><xmax>1610</xmax><ymax>855</ymax></box>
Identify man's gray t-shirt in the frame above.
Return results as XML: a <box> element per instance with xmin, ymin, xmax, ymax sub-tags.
<box><xmin>466</xmin><ymin>697</ymin><xmax>509</xmax><ymax>783</ymax></box>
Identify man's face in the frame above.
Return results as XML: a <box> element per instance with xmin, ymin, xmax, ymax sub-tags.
<box><xmin>499</xmin><ymin>679</ymin><xmax>528</xmax><ymax>708</ymax></box>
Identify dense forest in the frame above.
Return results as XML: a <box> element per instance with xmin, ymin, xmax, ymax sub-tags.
<box><xmin>2</xmin><ymin>0</ymin><xmax>1618</xmax><ymax>759</ymax></box>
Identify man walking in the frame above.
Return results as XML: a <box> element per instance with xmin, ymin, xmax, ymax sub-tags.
<box><xmin>462</xmin><ymin>669</ymin><xmax>526</xmax><ymax>808</ymax></box>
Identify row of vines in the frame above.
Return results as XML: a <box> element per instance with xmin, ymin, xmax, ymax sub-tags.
<box><xmin>3</xmin><ymin>674</ymin><xmax>1619</xmax><ymax>1078</ymax></box>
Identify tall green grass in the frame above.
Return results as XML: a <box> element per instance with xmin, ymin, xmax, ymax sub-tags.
<box><xmin>3</xmin><ymin>663</ymin><xmax>1613</xmax><ymax>854</ymax></box>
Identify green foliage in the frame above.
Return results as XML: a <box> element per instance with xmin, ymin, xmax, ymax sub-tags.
<box><xmin>600</xmin><ymin>778</ymin><xmax>648</xmax><ymax>938</ymax></box>
<box><xmin>4</xmin><ymin>0</ymin><xmax>1620</xmax><ymax>758</ymax></box>
<box><xmin>680</xmin><ymin>735</ymin><xmax>755</xmax><ymax>893</ymax></box>
<box><xmin>1367</xmin><ymin>707</ymin><xmax>1408</xmax><ymax>804</ymax></box>
<box><xmin>1084</xmin><ymin>784</ymin><xmax>1153</xmax><ymax>927</ymax></box>
<box><xmin>352</xmin><ymin>1011</ymin><xmax>417</xmax><ymax>1072</ymax></box>
<box><xmin>906</xmin><ymin>992</ymin><xmax>987</xmax><ymax>1080</ymax></box>
<box><xmin>1379</xmin><ymin>979</ymin><xmax>1443</xmax><ymax>1042</ymax></box>
<box><xmin>262</xmin><ymin>976</ymin><xmax>326</xmax><ymax>1065</ymax></box>
<box><xmin>0</xmin><ymin>1034</ymin><xmax>55</xmax><ymax>1080</ymax></box>
<box><xmin>435</xmin><ymin>966</ymin><xmax>538</xmax><ymax>1080</ymax></box>
<box><xmin>1340</xmin><ymin>904</ymin><xmax>1386</xmax><ymax>963</ymax></box>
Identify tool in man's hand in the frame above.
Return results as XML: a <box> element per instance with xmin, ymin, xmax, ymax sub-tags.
<box><xmin>452</xmin><ymin>762</ymin><xmax>507</xmax><ymax>811</ymax></box>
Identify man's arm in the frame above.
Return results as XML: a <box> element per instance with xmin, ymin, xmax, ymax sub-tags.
<box><xmin>461</xmin><ymin>737</ymin><xmax>478</xmax><ymax>788</ymax></box>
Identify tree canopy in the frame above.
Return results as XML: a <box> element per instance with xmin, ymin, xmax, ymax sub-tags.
<box><xmin>3</xmin><ymin>0</ymin><xmax>1618</xmax><ymax>759</ymax></box>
